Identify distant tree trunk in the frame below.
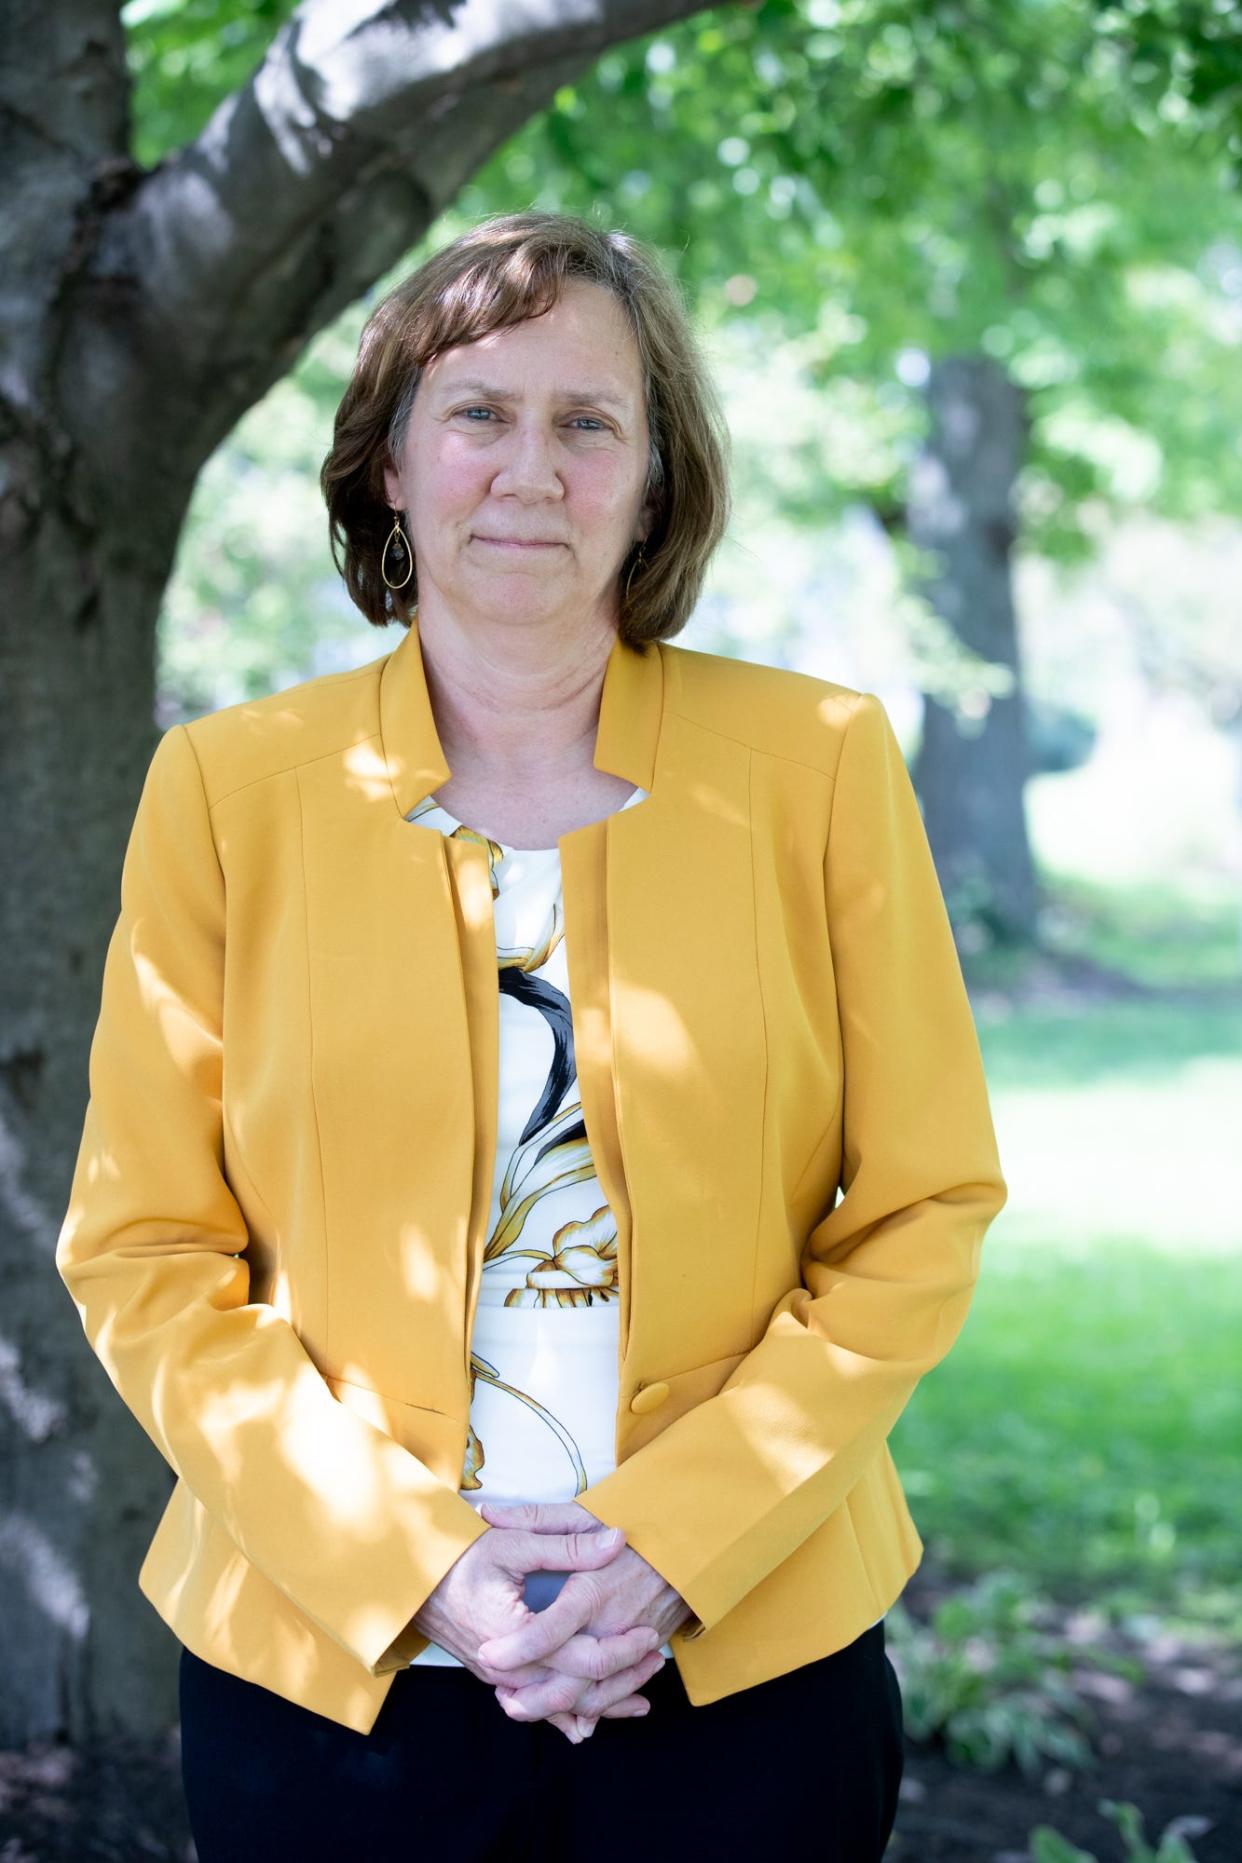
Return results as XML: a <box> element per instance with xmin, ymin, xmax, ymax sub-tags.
<box><xmin>907</xmin><ymin>352</ymin><xmax>1039</xmax><ymax>944</ymax></box>
<box><xmin>0</xmin><ymin>0</ymin><xmax>707</xmax><ymax>1748</ymax></box>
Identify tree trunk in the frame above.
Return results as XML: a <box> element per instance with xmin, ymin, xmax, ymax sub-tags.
<box><xmin>1</xmin><ymin>0</ymin><xmax>707</xmax><ymax>1747</ymax></box>
<box><xmin>907</xmin><ymin>352</ymin><xmax>1039</xmax><ymax>945</ymax></box>
<box><xmin>1</xmin><ymin>562</ymin><xmax>178</xmax><ymax>1746</ymax></box>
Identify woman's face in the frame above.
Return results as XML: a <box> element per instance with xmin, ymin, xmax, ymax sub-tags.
<box><xmin>383</xmin><ymin>279</ymin><xmax>654</xmax><ymax>637</ymax></box>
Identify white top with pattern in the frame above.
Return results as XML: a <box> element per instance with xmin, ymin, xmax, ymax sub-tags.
<box><xmin>403</xmin><ymin>785</ymin><xmax>675</xmax><ymax>1666</ymax></box>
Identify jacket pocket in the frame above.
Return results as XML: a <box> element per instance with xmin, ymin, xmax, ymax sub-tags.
<box><xmin>322</xmin><ymin>1374</ymin><xmax>465</xmax><ymax>1488</ymax></box>
<box><xmin>622</xmin><ymin>1346</ymin><xmax>751</xmax><ymax>1456</ymax></box>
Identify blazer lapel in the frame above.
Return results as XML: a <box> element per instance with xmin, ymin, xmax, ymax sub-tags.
<box><xmin>302</xmin><ymin>619</ymin><xmax>764</xmax><ymax>1415</ymax></box>
<box><xmin>601</xmin><ymin>704</ymin><xmax>766</xmax><ymax>1373</ymax></box>
<box><xmin>567</xmin><ymin>628</ymin><xmax>766</xmax><ymax>1374</ymax></box>
<box><xmin>297</xmin><ymin>742</ymin><xmax>478</xmax><ymax>1415</ymax></box>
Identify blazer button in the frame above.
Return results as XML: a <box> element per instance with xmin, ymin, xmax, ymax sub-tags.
<box><xmin>629</xmin><ymin>1381</ymin><xmax>670</xmax><ymax>1416</ymax></box>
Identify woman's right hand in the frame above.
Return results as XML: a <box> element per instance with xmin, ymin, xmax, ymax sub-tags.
<box><xmin>412</xmin><ymin>1521</ymin><xmax>665</xmax><ymax>1742</ymax></box>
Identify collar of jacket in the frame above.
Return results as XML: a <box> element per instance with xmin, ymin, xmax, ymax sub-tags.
<box><xmin>377</xmin><ymin>614</ymin><xmax>664</xmax><ymax>816</ymax></box>
<box><xmin>322</xmin><ymin>609</ymin><xmax>763</xmax><ymax>1431</ymax></box>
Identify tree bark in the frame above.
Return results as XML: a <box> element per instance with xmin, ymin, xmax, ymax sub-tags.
<box><xmin>1</xmin><ymin>0</ymin><xmax>708</xmax><ymax>1746</ymax></box>
<box><xmin>907</xmin><ymin>352</ymin><xmax>1040</xmax><ymax>945</ymax></box>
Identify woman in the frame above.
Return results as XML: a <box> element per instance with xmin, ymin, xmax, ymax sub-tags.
<box><xmin>56</xmin><ymin>209</ymin><xmax>1007</xmax><ymax>1860</ymax></box>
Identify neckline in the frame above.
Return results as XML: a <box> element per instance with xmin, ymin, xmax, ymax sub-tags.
<box><xmin>427</xmin><ymin>783</ymin><xmax>646</xmax><ymax>854</ymax></box>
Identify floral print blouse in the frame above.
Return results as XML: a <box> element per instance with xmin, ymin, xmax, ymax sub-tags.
<box><xmin>404</xmin><ymin>785</ymin><xmax>675</xmax><ymax>1666</ymax></box>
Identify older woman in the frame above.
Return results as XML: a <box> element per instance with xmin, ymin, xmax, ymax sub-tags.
<box><xmin>57</xmin><ymin>209</ymin><xmax>1007</xmax><ymax>1861</ymax></box>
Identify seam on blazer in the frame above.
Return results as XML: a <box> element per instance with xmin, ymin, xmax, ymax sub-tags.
<box><xmin>822</xmin><ymin>691</ymin><xmax>870</xmax><ymax>855</ymax></box>
<box><xmin>667</xmin><ymin>1343</ymin><xmax>750</xmax><ymax>1386</ymax></box>
<box><xmin>819</xmin><ymin>688</ymin><xmax>872</xmax><ymax>895</ymax></box>
<box><xmin>662</xmin><ymin>704</ymin><xmax>855</xmax><ymax>781</ymax></box>
<box><xmin>745</xmin><ymin>746</ymin><xmax>770</xmax><ymax>1345</ymax></box>
<box><xmin>176</xmin><ymin>723</ymin><xmax>228</xmax><ymax>892</ymax></box>
<box><xmin>842</xmin><ymin>1481</ymin><xmax>887</xmax><ymax>1622</ymax></box>
<box><xmin>193</xmin><ymin>682</ymin><xmax>855</xmax><ymax>811</ymax></box>
<box><xmin>783</xmin><ymin>697</ymin><xmax>868</xmax><ymax>1211</ymax></box>
<box><xmin>294</xmin><ymin>765</ymin><xmax>332</xmax><ymax>1353</ymax></box>
<box><xmin>220</xmin><ymin>1104</ymin><xmax>279</xmax><ymax>1274</ymax></box>
<box><xmin>196</xmin><ymin>717</ymin><xmax>384</xmax><ymax>813</ymax></box>
<box><xmin>185</xmin><ymin>719</ymin><xmax>292</xmax><ymax>1298</ymax></box>
<box><xmin>178</xmin><ymin>723</ymin><xmax>290</xmax><ymax>1271</ymax></box>
<box><xmin>788</xmin><ymin>1120</ymin><xmax>841</xmax><ymax>1223</ymax></box>
<box><xmin>323</xmin><ymin>1369</ymin><xmax>453</xmax><ymax>1418</ymax></box>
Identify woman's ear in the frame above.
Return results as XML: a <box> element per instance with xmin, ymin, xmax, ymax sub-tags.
<box><xmin>382</xmin><ymin>457</ymin><xmax>402</xmax><ymax>509</ymax></box>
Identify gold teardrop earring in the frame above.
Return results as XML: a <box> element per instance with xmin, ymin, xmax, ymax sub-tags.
<box><xmin>381</xmin><ymin>509</ymin><xmax>414</xmax><ymax>592</ymax></box>
<box><xmin>623</xmin><ymin>542</ymin><xmax>648</xmax><ymax>605</ymax></box>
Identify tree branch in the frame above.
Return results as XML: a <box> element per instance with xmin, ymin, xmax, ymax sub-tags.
<box><xmin>0</xmin><ymin>0</ymin><xmax>128</xmax><ymax>162</ymax></box>
<box><xmin>75</xmin><ymin>0</ymin><xmax>705</xmax><ymax>489</ymax></box>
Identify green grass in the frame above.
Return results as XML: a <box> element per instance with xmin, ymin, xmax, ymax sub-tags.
<box><xmin>962</xmin><ymin>866</ymin><xmax>1241</xmax><ymax>998</ymax></box>
<box><xmin>1036</xmin><ymin>868</ymin><xmax>1242</xmax><ymax>993</ymax></box>
<box><xmin>889</xmin><ymin>978</ymin><xmax>1242</xmax><ymax>1640</ymax></box>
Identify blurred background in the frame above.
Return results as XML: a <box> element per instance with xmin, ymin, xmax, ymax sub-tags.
<box><xmin>4</xmin><ymin>2</ymin><xmax>1240</xmax><ymax>1858</ymax></box>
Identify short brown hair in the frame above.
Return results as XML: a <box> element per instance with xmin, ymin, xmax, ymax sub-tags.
<box><xmin>320</xmin><ymin>209</ymin><xmax>731</xmax><ymax>645</ymax></box>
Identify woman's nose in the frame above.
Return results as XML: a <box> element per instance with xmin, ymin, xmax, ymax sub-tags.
<box><xmin>491</xmin><ymin>423</ymin><xmax>564</xmax><ymax>500</ymax></box>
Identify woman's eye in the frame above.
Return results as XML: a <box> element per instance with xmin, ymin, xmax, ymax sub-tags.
<box><xmin>453</xmin><ymin>407</ymin><xmax>607</xmax><ymax>431</ymax></box>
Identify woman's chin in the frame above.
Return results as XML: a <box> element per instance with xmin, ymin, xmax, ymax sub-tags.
<box><xmin>455</xmin><ymin>578</ymin><xmax>581</xmax><ymax>626</ymax></box>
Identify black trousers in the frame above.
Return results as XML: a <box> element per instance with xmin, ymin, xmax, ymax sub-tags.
<box><xmin>179</xmin><ymin>1621</ymin><xmax>904</xmax><ymax>1862</ymax></box>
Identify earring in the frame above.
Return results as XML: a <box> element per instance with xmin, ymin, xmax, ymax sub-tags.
<box><xmin>623</xmin><ymin>543</ymin><xmax>648</xmax><ymax>605</ymax></box>
<box><xmin>381</xmin><ymin>510</ymin><xmax>414</xmax><ymax>591</ymax></box>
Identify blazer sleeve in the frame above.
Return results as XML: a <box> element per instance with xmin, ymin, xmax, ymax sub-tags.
<box><xmin>574</xmin><ymin>690</ymin><xmax>1008</xmax><ymax>1635</ymax></box>
<box><xmin>54</xmin><ymin>723</ymin><xmax>489</xmax><ymax>1676</ymax></box>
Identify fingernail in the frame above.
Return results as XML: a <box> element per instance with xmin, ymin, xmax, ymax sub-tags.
<box><xmin>603</xmin><ymin>1528</ymin><xmax>623</xmax><ymax>1546</ymax></box>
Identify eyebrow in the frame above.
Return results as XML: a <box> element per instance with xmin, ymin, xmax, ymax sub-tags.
<box><xmin>434</xmin><ymin>377</ymin><xmax>631</xmax><ymax>412</ymax></box>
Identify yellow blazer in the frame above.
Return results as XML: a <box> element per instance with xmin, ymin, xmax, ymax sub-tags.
<box><xmin>56</xmin><ymin>619</ymin><xmax>1007</xmax><ymax>1735</ymax></box>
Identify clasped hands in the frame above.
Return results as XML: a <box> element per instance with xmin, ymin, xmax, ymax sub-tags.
<box><xmin>411</xmin><ymin>1499</ymin><xmax>695</xmax><ymax>1744</ymax></box>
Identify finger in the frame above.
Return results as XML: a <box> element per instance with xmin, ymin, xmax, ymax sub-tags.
<box><xmin>598</xmin><ymin>1692</ymin><xmax>652</xmax><ymax>1720</ymax></box>
<box><xmin>549</xmin><ymin>1711</ymin><xmax>592</xmax><ymax>1744</ymax></box>
<box><xmin>497</xmin><ymin>1649</ymin><xmax>665</xmax><ymax>1725</ymax></box>
<box><xmin>494</xmin><ymin>1666</ymin><xmax>584</xmax><ymax>1723</ymax></box>
<box><xmin>505</xmin><ymin>1527</ymin><xmax>625</xmax><ymax>1573</ymax></box>
<box><xmin>569</xmin><ymin>1650</ymin><xmax>667</xmax><ymax>1720</ymax></box>
<box><xmin>473</xmin><ymin>1652</ymin><xmax>564</xmax><ymax>1688</ymax></box>
<box><xmin>479</xmin><ymin>1501</ymin><xmax>607</xmax><ymax>1534</ymax></box>
<box><xmin>522</xmin><ymin>1622</ymin><xmax>662</xmax><ymax>1683</ymax></box>
<box><xmin>479</xmin><ymin>1575</ymin><xmax>601</xmax><ymax>1669</ymax></box>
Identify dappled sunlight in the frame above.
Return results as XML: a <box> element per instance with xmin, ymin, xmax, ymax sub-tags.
<box><xmin>339</xmin><ymin>734</ymin><xmax>406</xmax><ymax>806</ymax></box>
<box><xmin>82</xmin><ymin>1146</ymin><xmax>121</xmax><ymax>1188</ymax></box>
<box><xmin>290</xmin><ymin>0</ymin><xmax>522</xmax><ymax>121</ymax></box>
<box><xmin>132</xmin><ymin>946</ymin><xmax>214</xmax><ymax>1070</ymax></box>
<box><xmin>723</xmin><ymin>1373</ymin><xmax>856</xmax><ymax>1485</ymax></box>
<box><xmin>0</xmin><ymin>1123</ymin><xmax>43</xmax><ymax>1250</ymax></box>
<box><xmin>392</xmin><ymin>1226</ymin><xmax>446</xmax><ymax>1303</ymax></box>
<box><xmin>0</xmin><ymin>1334</ymin><xmax>68</xmax><ymax>1443</ymax></box>
<box><xmin>267</xmin><ymin>1268</ymin><xmax>295</xmax><ymax>1325</ymax></box>
<box><xmin>275</xmin><ymin>1376</ymin><xmax>395</xmax><ymax>1526</ymax></box>
<box><xmin>199</xmin><ymin>1548</ymin><xmax>248</xmax><ymax>1629</ymax></box>
<box><xmin>0</xmin><ymin>1512</ymin><xmax>89</xmax><ymax>1639</ymax></box>
<box><xmin>611</xmin><ymin>980</ymin><xmax>696</xmax><ymax>1076</ymax></box>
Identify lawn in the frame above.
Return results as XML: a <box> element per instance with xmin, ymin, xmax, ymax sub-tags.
<box><xmin>889</xmin><ymin>946</ymin><xmax>1242</xmax><ymax>1643</ymax></box>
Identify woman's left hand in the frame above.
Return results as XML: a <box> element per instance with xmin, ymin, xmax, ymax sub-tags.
<box><xmin>475</xmin><ymin>1499</ymin><xmax>696</xmax><ymax>1731</ymax></box>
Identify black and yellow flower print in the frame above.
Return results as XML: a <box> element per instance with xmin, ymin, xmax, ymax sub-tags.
<box><xmin>406</xmin><ymin>796</ymin><xmax>628</xmax><ymax>1501</ymax></box>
